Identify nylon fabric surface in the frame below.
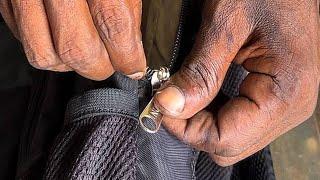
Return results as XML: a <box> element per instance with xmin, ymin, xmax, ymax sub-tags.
<box><xmin>195</xmin><ymin>148</ymin><xmax>275</xmax><ymax>180</ymax></box>
<box><xmin>44</xmin><ymin>85</ymin><xmax>139</xmax><ymax>180</ymax></box>
<box><xmin>221</xmin><ymin>63</ymin><xmax>248</xmax><ymax>98</ymax></box>
<box><xmin>137</xmin><ymin>127</ymin><xmax>198</xmax><ymax>180</ymax></box>
<box><xmin>45</xmin><ymin>115</ymin><xmax>138</xmax><ymax>180</ymax></box>
<box><xmin>0</xmin><ymin>2</ymin><xmax>276</xmax><ymax>178</ymax></box>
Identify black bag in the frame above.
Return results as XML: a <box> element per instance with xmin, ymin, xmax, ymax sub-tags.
<box><xmin>0</xmin><ymin>3</ymin><xmax>275</xmax><ymax>178</ymax></box>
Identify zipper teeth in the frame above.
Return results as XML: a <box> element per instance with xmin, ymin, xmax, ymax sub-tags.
<box><xmin>145</xmin><ymin>68</ymin><xmax>155</xmax><ymax>80</ymax></box>
<box><xmin>168</xmin><ymin>0</ymin><xmax>189</xmax><ymax>71</ymax></box>
<box><xmin>146</xmin><ymin>0</ymin><xmax>189</xmax><ymax>80</ymax></box>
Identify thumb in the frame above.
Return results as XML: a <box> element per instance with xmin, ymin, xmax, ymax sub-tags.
<box><xmin>154</xmin><ymin>5</ymin><xmax>251</xmax><ymax>119</ymax></box>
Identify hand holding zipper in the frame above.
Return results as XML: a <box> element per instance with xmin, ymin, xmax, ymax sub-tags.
<box><xmin>139</xmin><ymin>67</ymin><xmax>170</xmax><ymax>133</ymax></box>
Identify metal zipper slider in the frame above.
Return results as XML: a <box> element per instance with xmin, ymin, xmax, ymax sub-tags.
<box><xmin>139</xmin><ymin>67</ymin><xmax>170</xmax><ymax>133</ymax></box>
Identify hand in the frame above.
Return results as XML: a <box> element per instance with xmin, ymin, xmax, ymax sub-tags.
<box><xmin>154</xmin><ymin>0</ymin><xmax>320</xmax><ymax>166</ymax></box>
<box><xmin>0</xmin><ymin>0</ymin><xmax>146</xmax><ymax>80</ymax></box>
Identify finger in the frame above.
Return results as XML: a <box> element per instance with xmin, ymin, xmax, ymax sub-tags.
<box><xmin>131</xmin><ymin>0</ymin><xmax>142</xmax><ymax>32</ymax></box>
<box><xmin>154</xmin><ymin>2</ymin><xmax>252</xmax><ymax>119</ymax></box>
<box><xmin>11</xmin><ymin>0</ymin><xmax>70</xmax><ymax>71</ymax></box>
<box><xmin>44</xmin><ymin>0</ymin><xmax>114</xmax><ymax>80</ymax></box>
<box><xmin>0</xmin><ymin>0</ymin><xmax>18</xmax><ymax>38</ymax></box>
<box><xmin>88</xmin><ymin>0</ymin><xmax>146</xmax><ymax>79</ymax></box>
<box><xmin>161</xmin><ymin>75</ymin><xmax>279</xmax><ymax>166</ymax></box>
<box><xmin>163</xmin><ymin>71</ymin><xmax>317</xmax><ymax>166</ymax></box>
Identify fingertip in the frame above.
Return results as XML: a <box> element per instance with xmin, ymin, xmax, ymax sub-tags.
<box><xmin>76</xmin><ymin>65</ymin><xmax>115</xmax><ymax>81</ymax></box>
<box><xmin>120</xmin><ymin>42</ymin><xmax>147</xmax><ymax>79</ymax></box>
<box><xmin>127</xmin><ymin>71</ymin><xmax>145</xmax><ymax>80</ymax></box>
<box><xmin>154</xmin><ymin>86</ymin><xmax>186</xmax><ymax>117</ymax></box>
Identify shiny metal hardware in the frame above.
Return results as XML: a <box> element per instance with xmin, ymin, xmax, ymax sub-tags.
<box><xmin>149</xmin><ymin>67</ymin><xmax>170</xmax><ymax>92</ymax></box>
<box><xmin>139</xmin><ymin>67</ymin><xmax>170</xmax><ymax>133</ymax></box>
<box><xmin>139</xmin><ymin>98</ymin><xmax>163</xmax><ymax>133</ymax></box>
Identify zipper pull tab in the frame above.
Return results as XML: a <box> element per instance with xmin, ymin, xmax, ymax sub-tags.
<box><xmin>139</xmin><ymin>67</ymin><xmax>170</xmax><ymax>133</ymax></box>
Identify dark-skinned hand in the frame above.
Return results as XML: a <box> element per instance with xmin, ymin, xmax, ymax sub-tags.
<box><xmin>0</xmin><ymin>0</ymin><xmax>146</xmax><ymax>80</ymax></box>
<box><xmin>154</xmin><ymin>0</ymin><xmax>320</xmax><ymax>166</ymax></box>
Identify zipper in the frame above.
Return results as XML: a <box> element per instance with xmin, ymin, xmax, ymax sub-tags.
<box><xmin>145</xmin><ymin>0</ymin><xmax>190</xmax><ymax>84</ymax></box>
<box><xmin>140</xmin><ymin>0</ymin><xmax>190</xmax><ymax>133</ymax></box>
<box><xmin>145</xmin><ymin>0</ymin><xmax>189</xmax><ymax>76</ymax></box>
<box><xmin>168</xmin><ymin>0</ymin><xmax>189</xmax><ymax>72</ymax></box>
<box><xmin>139</xmin><ymin>67</ymin><xmax>170</xmax><ymax>133</ymax></box>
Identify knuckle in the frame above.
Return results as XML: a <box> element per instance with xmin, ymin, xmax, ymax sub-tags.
<box><xmin>211</xmin><ymin>155</ymin><xmax>238</xmax><ymax>167</ymax></box>
<box><xmin>93</xmin><ymin>2</ymin><xmax>131</xmax><ymax>43</ymax></box>
<box><xmin>180</xmin><ymin>59</ymin><xmax>221</xmax><ymax>97</ymax></box>
<box><xmin>58</xmin><ymin>44</ymin><xmax>96</xmax><ymax>69</ymax></box>
<box><xmin>25</xmin><ymin>48</ymin><xmax>57</xmax><ymax>69</ymax></box>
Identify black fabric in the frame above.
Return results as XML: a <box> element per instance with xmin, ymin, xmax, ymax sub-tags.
<box><xmin>0</xmin><ymin>18</ymin><xmax>32</xmax><ymax>90</ymax></box>
<box><xmin>38</xmin><ymin>72</ymin><xmax>275</xmax><ymax>180</ymax></box>
<box><xmin>235</xmin><ymin>147</ymin><xmax>275</xmax><ymax>180</ymax></box>
<box><xmin>14</xmin><ymin>72</ymin><xmax>140</xmax><ymax>179</ymax></box>
<box><xmin>0</xmin><ymin>2</ymin><xmax>276</xmax><ymax>179</ymax></box>
<box><xmin>221</xmin><ymin>63</ymin><xmax>248</xmax><ymax>98</ymax></box>
<box><xmin>196</xmin><ymin>148</ymin><xmax>275</xmax><ymax>180</ymax></box>
<box><xmin>137</xmin><ymin>127</ymin><xmax>198</xmax><ymax>180</ymax></box>
<box><xmin>0</xmin><ymin>14</ymin><xmax>33</xmax><ymax>180</ymax></box>
<box><xmin>44</xmin><ymin>85</ymin><xmax>139</xmax><ymax>180</ymax></box>
<box><xmin>0</xmin><ymin>87</ymin><xmax>30</xmax><ymax>180</ymax></box>
<box><xmin>15</xmin><ymin>72</ymin><xmax>75</xmax><ymax>179</ymax></box>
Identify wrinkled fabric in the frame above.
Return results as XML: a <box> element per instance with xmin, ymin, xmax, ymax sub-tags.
<box><xmin>44</xmin><ymin>78</ymin><xmax>139</xmax><ymax>179</ymax></box>
<box><xmin>42</xmin><ymin>73</ymin><xmax>198</xmax><ymax>180</ymax></box>
<box><xmin>39</xmin><ymin>72</ymin><xmax>275</xmax><ymax>180</ymax></box>
<box><xmin>0</xmin><ymin>0</ymin><xmax>276</xmax><ymax>178</ymax></box>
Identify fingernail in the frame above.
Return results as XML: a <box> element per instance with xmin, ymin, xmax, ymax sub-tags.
<box><xmin>128</xmin><ymin>72</ymin><xmax>144</xmax><ymax>79</ymax></box>
<box><xmin>155</xmin><ymin>86</ymin><xmax>185</xmax><ymax>114</ymax></box>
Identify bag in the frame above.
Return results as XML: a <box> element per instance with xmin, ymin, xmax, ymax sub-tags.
<box><xmin>0</xmin><ymin>0</ymin><xmax>276</xmax><ymax>179</ymax></box>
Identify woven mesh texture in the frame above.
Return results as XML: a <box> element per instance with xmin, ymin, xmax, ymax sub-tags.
<box><xmin>221</xmin><ymin>63</ymin><xmax>248</xmax><ymax>98</ymax></box>
<box><xmin>42</xmin><ymin>68</ymin><xmax>275</xmax><ymax>180</ymax></box>
<box><xmin>44</xmin><ymin>84</ymin><xmax>139</xmax><ymax>180</ymax></box>
<box><xmin>44</xmin><ymin>115</ymin><xmax>137</xmax><ymax>180</ymax></box>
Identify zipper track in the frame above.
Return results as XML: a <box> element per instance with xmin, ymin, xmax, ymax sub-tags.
<box><xmin>145</xmin><ymin>0</ymin><xmax>190</xmax><ymax>80</ymax></box>
<box><xmin>168</xmin><ymin>0</ymin><xmax>190</xmax><ymax>72</ymax></box>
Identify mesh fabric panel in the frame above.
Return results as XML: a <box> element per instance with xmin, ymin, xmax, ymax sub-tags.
<box><xmin>44</xmin><ymin>85</ymin><xmax>139</xmax><ymax>180</ymax></box>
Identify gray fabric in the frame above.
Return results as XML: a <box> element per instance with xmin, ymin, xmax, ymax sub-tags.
<box><xmin>196</xmin><ymin>152</ymin><xmax>234</xmax><ymax>180</ymax></box>
<box><xmin>43</xmin><ymin>71</ymin><xmax>200</xmax><ymax>180</ymax></box>
<box><xmin>195</xmin><ymin>148</ymin><xmax>275</xmax><ymax>180</ymax></box>
<box><xmin>45</xmin><ymin>86</ymin><xmax>139</xmax><ymax>180</ymax></box>
<box><xmin>41</xmin><ymin>67</ymin><xmax>275</xmax><ymax>180</ymax></box>
<box><xmin>137</xmin><ymin>79</ymin><xmax>199</xmax><ymax>180</ymax></box>
<box><xmin>221</xmin><ymin>63</ymin><xmax>248</xmax><ymax>98</ymax></box>
<box><xmin>65</xmin><ymin>88</ymin><xmax>139</xmax><ymax>124</ymax></box>
<box><xmin>137</xmin><ymin>127</ymin><xmax>198</xmax><ymax>180</ymax></box>
<box><xmin>135</xmin><ymin>64</ymin><xmax>249</xmax><ymax>180</ymax></box>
